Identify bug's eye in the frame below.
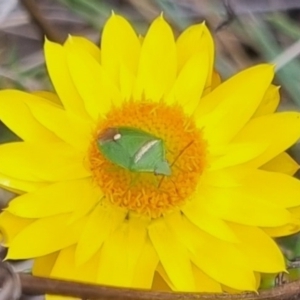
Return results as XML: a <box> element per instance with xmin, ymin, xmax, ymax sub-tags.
<box><xmin>98</xmin><ymin>127</ymin><xmax>119</xmax><ymax>144</ymax></box>
<box><xmin>113</xmin><ymin>133</ymin><xmax>121</xmax><ymax>141</ymax></box>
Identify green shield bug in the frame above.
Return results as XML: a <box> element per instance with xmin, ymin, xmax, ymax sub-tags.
<box><xmin>97</xmin><ymin>127</ymin><xmax>171</xmax><ymax>176</ymax></box>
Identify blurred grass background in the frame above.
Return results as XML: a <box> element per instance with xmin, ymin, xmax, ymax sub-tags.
<box><xmin>1</xmin><ymin>0</ymin><xmax>300</xmax><ymax>173</ymax></box>
<box><xmin>1</xmin><ymin>0</ymin><xmax>300</xmax><ymax>103</ymax></box>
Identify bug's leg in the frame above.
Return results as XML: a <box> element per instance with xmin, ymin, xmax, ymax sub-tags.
<box><xmin>157</xmin><ymin>174</ymin><xmax>166</xmax><ymax>189</ymax></box>
<box><xmin>171</xmin><ymin>164</ymin><xmax>185</xmax><ymax>173</ymax></box>
<box><xmin>157</xmin><ymin>140</ymin><xmax>194</xmax><ymax>188</ymax></box>
<box><xmin>170</xmin><ymin>140</ymin><xmax>194</xmax><ymax>168</ymax></box>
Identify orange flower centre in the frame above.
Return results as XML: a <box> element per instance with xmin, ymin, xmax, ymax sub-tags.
<box><xmin>89</xmin><ymin>101</ymin><xmax>207</xmax><ymax>218</ymax></box>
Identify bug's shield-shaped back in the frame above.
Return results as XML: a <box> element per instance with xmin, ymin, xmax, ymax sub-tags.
<box><xmin>97</xmin><ymin>127</ymin><xmax>171</xmax><ymax>176</ymax></box>
<box><xmin>132</xmin><ymin>139</ymin><xmax>171</xmax><ymax>175</ymax></box>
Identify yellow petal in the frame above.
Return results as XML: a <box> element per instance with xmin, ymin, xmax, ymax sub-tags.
<box><xmin>181</xmin><ymin>216</ymin><xmax>256</xmax><ymax>291</ymax></box>
<box><xmin>1</xmin><ymin>90</ymin><xmax>92</xmax><ymax>152</ymax></box>
<box><xmin>95</xmin><ymin>218</ymin><xmax>148</xmax><ymax>287</ymax></box>
<box><xmin>24</xmin><ymin>92</ymin><xmax>92</xmax><ymax>152</ymax></box>
<box><xmin>101</xmin><ymin>14</ymin><xmax>140</xmax><ymax>84</ymax></box>
<box><xmin>200</xmin><ymin>185</ymin><xmax>292</xmax><ymax>226</ymax></box>
<box><xmin>263</xmin><ymin>223</ymin><xmax>300</xmax><ymax>237</ymax></box>
<box><xmin>134</xmin><ymin>15</ymin><xmax>176</xmax><ymax>101</ymax></box>
<box><xmin>211</xmin><ymin>70</ymin><xmax>221</xmax><ymax>90</ymax></box>
<box><xmin>177</xmin><ymin>23</ymin><xmax>204</xmax><ymax>70</ymax></box>
<box><xmin>192</xmin><ymin>264</ymin><xmax>222</xmax><ymax>292</ymax></box>
<box><xmin>221</xmin><ymin>285</ymin><xmax>244</xmax><ymax>294</ymax></box>
<box><xmin>46</xmin><ymin>295</ymin><xmax>75</xmax><ymax>300</ymax></box>
<box><xmin>165</xmin><ymin>51</ymin><xmax>210</xmax><ymax>115</ymax></box>
<box><xmin>119</xmin><ymin>64</ymin><xmax>136</xmax><ymax>100</ymax></box>
<box><xmin>7</xmin><ymin>214</ymin><xmax>85</xmax><ymax>259</ymax></box>
<box><xmin>177</xmin><ymin>24</ymin><xmax>214</xmax><ymax>91</ymax></box>
<box><xmin>0</xmin><ymin>173</ymin><xmax>47</xmax><ymax>193</ymax></box>
<box><xmin>32</xmin><ymin>252</ymin><xmax>59</xmax><ymax>277</ymax></box>
<box><xmin>126</xmin><ymin>215</ymin><xmax>149</xmax><ymax>277</ymax></box>
<box><xmin>195</xmin><ymin>64</ymin><xmax>274</xmax><ymax>145</ymax></box>
<box><xmin>97</xmin><ymin>222</ymin><xmax>144</xmax><ymax>287</ymax></box>
<box><xmin>0</xmin><ymin>142</ymin><xmax>90</xmax><ymax>182</ymax></box>
<box><xmin>194</xmin><ymin>25</ymin><xmax>214</xmax><ymax>91</ymax></box>
<box><xmin>182</xmin><ymin>198</ymin><xmax>238</xmax><ymax>243</ymax></box>
<box><xmin>75</xmin><ymin>203</ymin><xmax>126</xmax><ymax>266</ymax></box>
<box><xmin>44</xmin><ymin>39</ymin><xmax>90</xmax><ymax>120</ymax></box>
<box><xmin>156</xmin><ymin>263</ymin><xmax>175</xmax><ymax>290</ymax></box>
<box><xmin>152</xmin><ymin>271</ymin><xmax>172</xmax><ymax>291</ymax></box>
<box><xmin>0</xmin><ymin>90</ymin><xmax>61</xmax><ymax>143</ymax></box>
<box><xmin>238</xmin><ymin>169</ymin><xmax>300</xmax><ymax>208</ymax></box>
<box><xmin>255</xmin><ymin>272</ymin><xmax>261</xmax><ymax>290</ymax></box>
<box><xmin>261</xmin><ymin>152</ymin><xmax>299</xmax><ymax>175</ymax></box>
<box><xmin>66</xmin><ymin>48</ymin><xmax>122</xmax><ymax>120</ymax></box>
<box><xmin>253</xmin><ymin>85</ymin><xmax>280</xmax><ymax>117</ymax></box>
<box><xmin>148</xmin><ymin>218</ymin><xmax>195</xmax><ymax>291</ymax></box>
<box><xmin>7</xmin><ymin>178</ymin><xmax>99</xmax><ymax>218</ymax></box>
<box><xmin>32</xmin><ymin>91</ymin><xmax>62</xmax><ymax>105</ymax></box>
<box><xmin>229</xmin><ymin>223</ymin><xmax>285</xmax><ymax>273</ymax></box>
<box><xmin>64</xmin><ymin>35</ymin><xmax>101</xmax><ymax>62</ymax></box>
<box><xmin>209</xmin><ymin>142</ymin><xmax>267</xmax><ymax>170</ymax></box>
<box><xmin>202</xmin><ymin>166</ymin><xmax>250</xmax><ymax>187</ymax></box>
<box><xmin>0</xmin><ymin>211</ymin><xmax>34</xmax><ymax>246</ymax></box>
<box><xmin>68</xmin><ymin>190</ymin><xmax>102</xmax><ymax>224</ymax></box>
<box><xmin>290</xmin><ymin>206</ymin><xmax>300</xmax><ymax>218</ymax></box>
<box><xmin>222</xmin><ymin>271</ymin><xmax>261</xmax><ymax>293</ymax></box>
<box><xmin>132</xmin><ymin>239</ymin><xmax>159</xmax><ymax>289</ymax></box>
<box><xmin>50</xmin><ymin>245</ymin><xmax>99</xmax><ymax>284</ymax></box>
<box><xmin>233</xmin><ymin>112</ymin><xmax>300</xmax><ymax>168</ymax></box>
<box><xmin>195</xmin><ymin>66</ymin><xmax>272</xmax><ymax>120</ymax></box>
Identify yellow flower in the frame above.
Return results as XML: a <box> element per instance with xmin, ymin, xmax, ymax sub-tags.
<box><xmin>0</xmin><ymin>13</ymin><xmax>300</xmax><ymax>295</ymax></box>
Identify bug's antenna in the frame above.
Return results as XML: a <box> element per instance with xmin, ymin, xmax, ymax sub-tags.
<box><xmin>158</xmin><ymin>140</ymin><xmax>194</xmax><ymax>189</ymax></box>
<box><xmin>170</xmin><ymin>141</ymin><xmax>194</xmax><ymax>168</ymax></box>
<box><xmin>215</xmin><ymin>0</ymin><xmax>236</xmax><ymax>31</ymax></box>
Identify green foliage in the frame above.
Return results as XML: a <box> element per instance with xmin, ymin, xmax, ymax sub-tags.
<box><xmin>259</xmin><ymin>233</ymin><xmax>300</xmax><ymax>289</ymax></box>
<box><xmin>260</xmin><ymin>265</ymin><xmax>300</xmax><ymax>290</ymax></box>
<box><xmin>277</xmin><ymin>233</ymin><xmax>300</xmax><ymax>261</ymax></box>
